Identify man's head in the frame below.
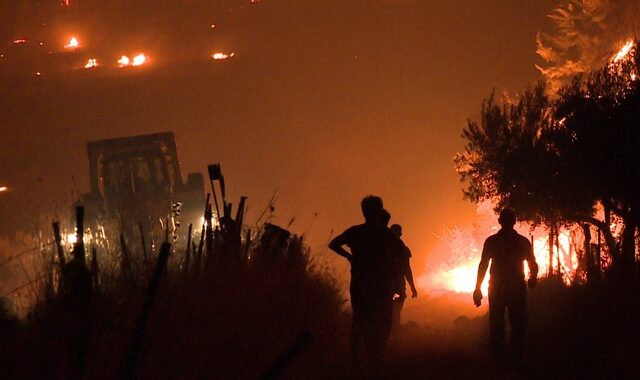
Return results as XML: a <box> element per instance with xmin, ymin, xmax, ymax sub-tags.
<box><xmin>390</xmin><ymin>224</ymin><xmax>402</xmax><ymax>237</ymax></box>
<box><xmin>361</xmin><ymin>195</ymin><xmax>383</xmax><ymax>223</ymax></box>
<box><xmin>498</xmin><ymin>208</ymin><xmax>517</xmax><ymax>228</ymax></box>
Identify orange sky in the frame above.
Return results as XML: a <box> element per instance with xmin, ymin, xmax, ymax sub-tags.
<box><xmin>0</xmin><ymin>0</ymin><xmax>558</xmax><ymax>275</ymax></box>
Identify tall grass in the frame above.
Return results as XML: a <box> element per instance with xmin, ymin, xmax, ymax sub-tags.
<box><xmin>0</xmin><ymin>220</ymin><xmax>349</xmax><ymax>379</ymax></box>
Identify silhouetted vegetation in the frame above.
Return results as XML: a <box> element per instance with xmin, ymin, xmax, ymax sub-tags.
<box><xmin>452</xmin><ymin>38</ymin><xmax>640</xmax><ymax>378</ymax></box>
<box><xmin>0</xmin><ymin>194</ymin><xmax>348</xmax><ymax>379</ymax></box>
<box><xmin>456</xmin><ymin>39</ymin><xmax>640</xmax><ymax>277</ymax></box>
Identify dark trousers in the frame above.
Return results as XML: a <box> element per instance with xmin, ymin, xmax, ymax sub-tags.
<box><xmin>488</xmin><ymin>284</ymin><xmax>527</xmax><ymax>361</ymax></box>
<box><xmin>350</xmin><ymin>284</ymin><xmax>393</xmax><ymax>363</ymax></box>
<box><xmin>391</xmin><ymin>296</ymin><xmax>406</xmax><ymax>332</ymax></box>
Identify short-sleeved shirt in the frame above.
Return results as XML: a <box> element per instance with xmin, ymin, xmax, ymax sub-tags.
<box><xmin>342</xmin><ymin>223</ymin><xmax>400</xmax><ymax>298</ymax></box>
<box><xmin>482</xmin><ymin>228</ymin><xmax>534</xmax><ymax>289</ymax></box>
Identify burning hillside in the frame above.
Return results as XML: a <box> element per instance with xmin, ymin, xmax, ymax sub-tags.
<box><xmin>0</xmin><ymin>1</ymin><xmax>256</xmax><ymax>76</ymax></box>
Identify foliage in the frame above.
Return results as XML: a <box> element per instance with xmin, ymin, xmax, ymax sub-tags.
<box><xmin>536</xmin><ymin>0</ymin><xmax>640</xmax><ymax>94</ymax></box>
<box><xmin>0</xmin><ymin>219</ymin><xmax>347</xmax><ymax>379</ymax></box>
<box><xmin>457</xmin><ymin>40</ymin><xmax>640</xmax><ymax>266</ymax></box>
<box><xmin>454</xmin><ymin>82</ymin><xmax>593</xmax><ymax>226</ymax></box>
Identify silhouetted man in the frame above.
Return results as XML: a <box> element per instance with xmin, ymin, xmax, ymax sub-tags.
<box><xmin>389</xmin><ymin>224</ymin><xmax>418</xmax><ymax>332</ymax></box>
<box><xmin>473</xmin><ymin>208</ymin><xmax>538</xmax><ymax>364</ymax></box>
<box><xmin>329</xmin><ymin>196</ymin><xmax>396</xmax><ymax>365</ymax></box>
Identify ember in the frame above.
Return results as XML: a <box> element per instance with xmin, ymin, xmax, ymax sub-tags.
<box><xmin>64</xmin><ymin>36</ymin><xmax>80</xmax><ymax>50</ymax></box>
<box><xmin>131</xmin><ymin>53</ymin><xmax>147</xmax><ymax>66</ymax></box>
<box><xmin>84</xmin><ymin>58</ymin><xmax>98</xmax><ymax>69</ymax></box>
<box><xmin>212</xmin><ymin>52</ymin><xmax>235</xmax><ymax>60</ymax></box>
<box><xmin>117</xmin><ymin>55</ymin><xmax>130</xmax><ymax>67</ymax></box>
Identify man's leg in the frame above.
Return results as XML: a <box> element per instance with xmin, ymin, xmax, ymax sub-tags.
<box><xmin>350</xmin><ymin>288</ymin><xmax>365</xmax><ymax>367</ymax></box>
<box><xmin>508</xmin><ymin>290</ymin><xmax>527</xmax><ymax>363</ymax></box>
<box><xmin>391</xmin><ymin>297</ymin><xmax>405</xmax><ymax>336</ymax></box>
<box><xmin>488</xmin><ymin>290</ymin><xmax>506</xmax><ymax>363</ymax></box>
<box><xmin>351</xmin><ymin>313</ymin><xmax>364</xmax><ymax>367</ymax></box>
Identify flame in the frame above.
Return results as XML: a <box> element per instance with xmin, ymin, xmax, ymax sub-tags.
<box><xmin>13</xmin><ymin>39</ymin><xmax>27</xmax><ymax>44</ymax></box>
<box><xmin>64</xmin><ymin>36</ymin><xmax>80</xmax><ymax>50</ymax></box>
<box><xmin>612</xmin><ymin>40</ymin><xmax>634</xmax><ymax>63</ymax></box>
<box><xmin>444</xmin><ymin>262</ymin><xmax>488</xmax><ymax>294</ymax></box>
<box><xmin>609</xmin><ymin>40</ymin><xmax>637</xmax><ymax>82</ymax></box>
<box><xmin>118</xmin><ymin>55</ymin><xmax>130</xmax><ymax>68</ymax></box>
<box><xmin>0</xmin><ymin>186</ymin><xmax>8</xmax><ymax>192</ymax></box>
<box><xmin>131</xmin><ymin>53</ymin><xmax>147</xmax><ymax>66</ymax></box>
<box><xmin>212</xmin><ymin>52</ymin><xmax>235</xmax><ymax>60</ymax></box>
<box><xmin>67</xmin><ymin>234</ymin><xmax>77</xmax><ymax>245</ymax></box>
<box><xmin>419</xmin><ymin>202</ymin><xmax>581</xmax><ymax>294</ymax></box>
<box><xmin>84</xmin><ymin>58</ymin><xmax>98</xmax><ymax>69</ymax></box>
<box><xmin>421</xmin><ymin>229</ymin><xmax>578</xmax><ymax>294</ymax></box>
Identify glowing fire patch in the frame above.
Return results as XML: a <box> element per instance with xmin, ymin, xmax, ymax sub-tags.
<box><xmin>212</xmin><ymin>52</ymin><xmax>235</xmax><ymax>60</ymax></box>
<box><xmin>426</xmin><ymin>229</ymin><xmax>578</xmax><ymax>294</ymax></box>
<box><xmin>131</xmin><ymin>53</ymin><xmax>147</xmax><ymax>66</ymax></box>
<box><xmin>418</xmin><ymin>202</ymin><xmax>583</xmax><ymax>295</ymax></box>
<box><xmin>84</xmin><ymin>58</ymin><xmax>98</xmax><ymax>69</ymax></box>
<box><xmin>445</xmin><ymin>263</ymin><xmax>488</xmax><ymax>294</ymax></box>
<box><xmin>13</xmin><ymin>39</ymin><xmax>27</xmax><ymax>44</ymax></box>
<box><xmin>0</xmin><ymin>186</ymin><xmax>8</xmax><ymax>192</ymax></box>
<box><xmin>613</xmin><ymin>40</ymin><xmax>634</xmax><ymax>63</ymax></box>
<box><xmin>64</xmin><ymin>36</ymin><xmax>80</xmax><ymax>50</ymax></box>
<box><xmin>118</xmin><ymin>55</ymin><xmax>131</xmax><ymax>68</ymax></box>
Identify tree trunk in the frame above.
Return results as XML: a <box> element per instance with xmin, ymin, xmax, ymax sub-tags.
<box><xmin>569</xmin><ymin>215</ymin><xmax>617</xmax><ymax>261</ymax></box>
<box><xmin>582</xmin><ymin>224</ymin><xmax>595</xmax><ymax>282</ymax></box>
<box><xmin>620</xmin><ymin>214</ymin><xmax>636</xmax><ymax>267</ymax></box>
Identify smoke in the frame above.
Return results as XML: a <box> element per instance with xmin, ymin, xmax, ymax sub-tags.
<box><xmin>536</xmin><ymin>0</ymin><xmax>640</xmax><ymax>94</ymax></box>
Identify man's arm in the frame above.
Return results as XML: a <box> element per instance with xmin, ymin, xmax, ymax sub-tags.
<box><xmin>329</xmin><ymin>233</ymin><xmax>352</xmax><ymax>263</ymax></box>
<box><xmin>404</xmin><ymin>249</ymin><xmax>418</xmax><ymax>298</ymax></box>
<box><xmin>525</xmin><ymin>240</ymin><xmax>538</xmax><ymax>288</ymax></box>
<box><xmin>473</xmin><ymin>241</ymin><xmax>490</xmax><ymax>307</ymax></box>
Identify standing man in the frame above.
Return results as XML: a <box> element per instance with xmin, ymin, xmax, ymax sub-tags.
<box><xmin>329</xmin><ymin>196</ymin><xmax>395</xmax><ymax>365</ymax></box>
<box><xmin>473</xmin><ymin>208</ymin><xmax>538</xmax><ymax>364</ymax></box>
<box><xmin>389</xmin><ymin>224</ymin><xmax>418</xmax><ymax>333</ymax></box>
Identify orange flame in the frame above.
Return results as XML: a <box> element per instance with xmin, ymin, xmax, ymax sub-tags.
<box><xmin>84</xmin><ymin>58</ymin><xmax>98</xmax><ymax>69</ymax></box>
<box><xmin>13</xmin><ymin>39</ymin><xmax>27</xmax><ymax>44</ymax></box>
<box><xmin>612</xmin><ymin>40</ymin><xmax>634</xmax><ymax>63</ymax></box>
<box><xmin>0</xmin><ymin>186</ymin><xmax>8</xmax><ymax>192</ymax></box>
<box><xmin>131</xmin><ymin>53</ymin><xmax>147</xmax><ymax>66</ymax></box>
<box><xmin>418</xmin><ymin>202</ymin><xmax>581</xmax><ymax>294</ymax></box>
<box><xmin>420</xmin><ymin>229</ymin><xmax>577</xmax><ymax>294</ymax></box>
<box><xmin>64</xmin><ymin>36</ymin><xmax>79</xmax><ymax>50</ymax></box>
<box><xmin>609</xmin><ymin>40</ymin><xmax>637</xmax><ymax>82</ymax></box>
<box><xmin>212</xmin><ymin>52</ymin><xmax>235</xmax><ymax>60</ymax></box>
<box><xmin>118</xmin><ymin>55</ymin><xmax>130</xmax><ymax>68</ymax></box>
